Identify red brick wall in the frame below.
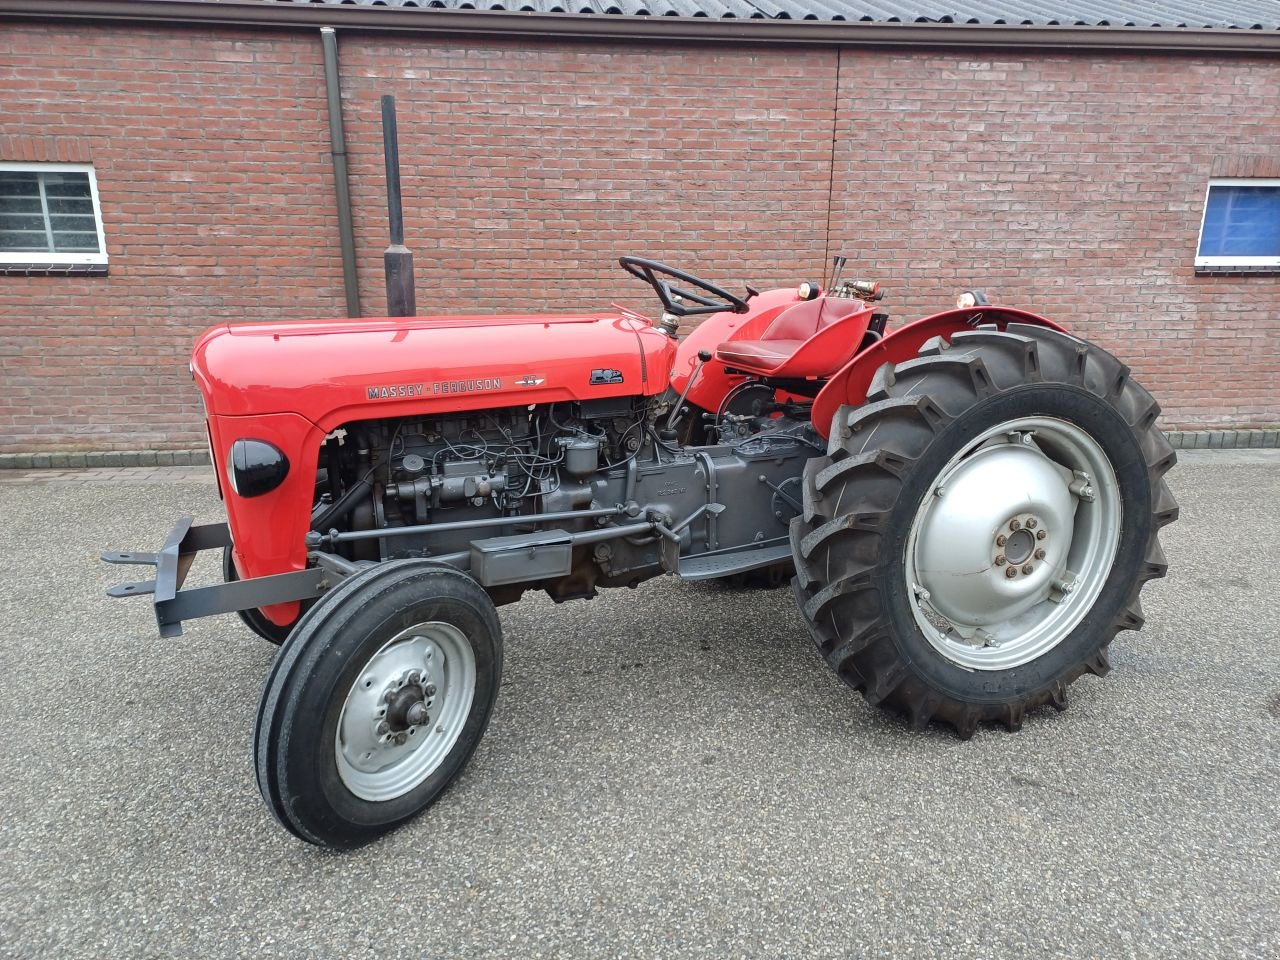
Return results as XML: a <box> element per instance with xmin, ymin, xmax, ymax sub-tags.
<box><xmin>828</xmin><ymin>51</ymin><xmax>1280</xmax><ymax>432</ymax></box>
<box><xmin>1</xmin><ymin>23</ymin><xmax>1277</xmax><ymax>453</ymax></box>
<box><xmin>0</xmin><ymin>24</ymin><xmax>346</xmax><ymax>453</ymax></box>
<box><xmin>334</xmin><ymin>38</ymin><xmax>836</xmax><ymax>316</ymax></box>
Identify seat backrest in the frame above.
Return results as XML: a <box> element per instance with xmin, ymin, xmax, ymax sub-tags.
<box><xmin>760</xmin><ymin>300</ymin><xmax>823</xmax><ymax>342</ymax></box>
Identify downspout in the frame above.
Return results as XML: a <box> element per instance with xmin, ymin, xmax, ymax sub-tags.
<box><xmin>320</xmin><ymin>26</ymin><xmax>360</xmax><ymax>318</ymax></box>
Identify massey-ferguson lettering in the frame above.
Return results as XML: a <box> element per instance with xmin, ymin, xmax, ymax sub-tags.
<box><xmin>366</xmin><ymin>379</ymin><xmax>503</xmax><ymax>400</ymax></box>
<box><xmin>367</xmin><ymin>383</ymin><xmax>424</xmax><ymax>400</ymax></box>
<box><xmin>105</xmin><ymin>255</ymin><xmax>1177</xmax><ymax>849</ymax></box>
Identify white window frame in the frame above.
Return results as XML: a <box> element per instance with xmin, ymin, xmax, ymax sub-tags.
<box><xmin>1195</xmin><ymin>177</ymin><xmax>1280</xmax><ymax>269</ymax></box>
<box><xmin>0</xmin><ymin>161</ymin><xmax>108</xmax><ymax>267</ymax></box>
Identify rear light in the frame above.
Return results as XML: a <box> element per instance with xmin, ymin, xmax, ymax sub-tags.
<box><xmin>227</xmin><ymin>439</ymin><xmax>290</xmax><ymax>498</ymax></box>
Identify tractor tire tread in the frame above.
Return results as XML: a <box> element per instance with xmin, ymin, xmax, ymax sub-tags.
<box><xmin>255</xmin><ymin>560</ymin><xmax>486</xmax><ymax>847</ymax></box>
<box><xmin>791</xmin><ymin>324</ymin><xmax>1176</xmax><ymax>737</ymax></box>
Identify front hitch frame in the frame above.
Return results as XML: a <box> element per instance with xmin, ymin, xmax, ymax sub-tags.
<box><xmin>102</xmin><ymin>516</ymin><xmax>332</xmax><ymax>638</ymax></box>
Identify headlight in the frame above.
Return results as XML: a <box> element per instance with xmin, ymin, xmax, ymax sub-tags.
<box><xmin>227</xmin><ymin>439</ymin><xmax>289</xmax><ymax>498</ymax></box>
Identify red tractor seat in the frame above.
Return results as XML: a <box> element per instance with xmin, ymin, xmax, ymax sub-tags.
<box><xmin>715</xmin><ymin>298</ymin><xmax>875</xmax><ymax>379</ymax></box>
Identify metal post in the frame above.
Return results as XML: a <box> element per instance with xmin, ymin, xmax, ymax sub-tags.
<box><xmin>320</xmin><ymin>27</ymin><xmax>360</xmax><ymax>318</ymax></box>
<box><xmin>381</xmin><ymin>94</ymin><xmax>416</xmax><ymax>317</ymax></box>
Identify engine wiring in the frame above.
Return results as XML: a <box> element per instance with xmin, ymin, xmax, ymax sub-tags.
<box><xmin>337</xmin><ymin>390</ymin><xmax>815</xmax><ymax>525</ymax></box>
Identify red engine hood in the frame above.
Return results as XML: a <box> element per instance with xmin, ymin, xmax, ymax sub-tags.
<box><xmin>192</xmin><ymin>311</ymin><xmax>676</xmax><ymax>430</ymax></box>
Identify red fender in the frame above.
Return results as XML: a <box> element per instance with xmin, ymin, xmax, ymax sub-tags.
<box><xmin>810</xmin><ymin>307</ymin><xmax>1066</xmax><ymax>440</ymax></box>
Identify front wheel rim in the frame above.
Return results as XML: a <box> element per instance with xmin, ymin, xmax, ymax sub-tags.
<box><xmin>336</xmin><ymin>621</ymin><xmax>477</xmax><ymax>802</ymax></box>
<box><xmin>904</xmin><ymin>416</ymin><xmax>1122</xmax><ymax>671</ymax></box>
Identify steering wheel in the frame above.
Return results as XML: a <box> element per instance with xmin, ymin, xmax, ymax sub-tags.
<box><xmin>619</xmin><ymin>256</ymin><xmax>750</xmax><ymax>317</ymax></box>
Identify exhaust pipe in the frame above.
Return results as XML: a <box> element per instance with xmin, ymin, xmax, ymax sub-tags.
<box><xmin>381</xmin><ymin>94</ymin><xmax>417</xmax><ymax>317</ymax></box>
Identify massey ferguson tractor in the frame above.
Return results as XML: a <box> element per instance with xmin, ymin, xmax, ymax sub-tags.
<box><xmin>105</xmin><ymin>256</ymin><xmax>1177</xmax><ymax>849</ymax></box>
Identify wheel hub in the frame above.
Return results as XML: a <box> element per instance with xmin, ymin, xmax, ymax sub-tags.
<box><xmin>913</xmin><ymin>443</ymin><xmax>1073</xmax><ymax>629</ymax></box>
<box><xmin>1000</xmin><ymin>526</ymin><xmax>1037</xmax><ymax>566</ymax></box>
<box><xmin>905</xmin><ymin>418</ymin><xmax>1122</xmax><ymax>671</ymax></box>
<box><xmin>335</xmin><ymin>621</ymin><xmax>477</xmax><ymax>802</ymax></box>
<box><xmin>385</xmin><ymin>681</ymin><xmax>433</xmax><ymax>734</ymax></box>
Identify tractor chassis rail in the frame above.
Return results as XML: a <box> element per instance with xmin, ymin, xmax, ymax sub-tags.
<box><xmin>103</xmin><ymin>509</ymin><xmax>708</xmax><ymax>639</ymax></box>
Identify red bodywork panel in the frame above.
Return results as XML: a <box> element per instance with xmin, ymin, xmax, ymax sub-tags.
<box><xmin>810</xmin><ymin>307</ymin><xmax>1065</xmax><ymax>439</ymax></box>
<box><xmin>670</xmin><ymin>287</ymin><xmax>797</xmax><ymax>404</ymax></box>
<box><xmin>671</xmin><ymin>288</ymin><xmax>873</xmax><ymax>411</ymax></box>
<box><xmin>194</xmin><ymin>311</ymin><xmax>676</xmax><ymax>624</ymax></box>
<box><xmin>195</xmin><ymin>312</ymin><xmax>673</xmax><ymax>424</ymax></box>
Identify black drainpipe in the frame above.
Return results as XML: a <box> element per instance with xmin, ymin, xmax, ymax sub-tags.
<box><xmin>320</xmin><ymin>26</ymin><xmax>360</xmax><ymax>318</ymax></box>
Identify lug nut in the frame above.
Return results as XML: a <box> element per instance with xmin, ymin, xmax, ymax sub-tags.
<box><xmin>424</xmin><ymin>683</ymin><xmax>437</xmax><ymax>698</ymax></box>
<box><xmin>996</xmin><ymin>535</ymin><xmax>1007</xmax><ymax>547</ymax></box>
<box><xmin>995</xmin><ymin>555</ymin><xmax>1007</xmax><ymax>566</ymax></box>
<box><xmin>376</xmin><ymin>721</ymin><xmax>390</xmax><ymax>735</ymax></box>
<box><xmin>1036</xmin><ymin>530</ymin><xmax>1047</xmax><ymax>540</ymax></box>
<box><xmin>1021</xmin><ymin>564</ymin><xmax>1034</xmax><ymax>575</ymax></box>
<box><xmin>1009</xmin><ymin>519</ymin><xmax>1022</xmax><ymax>531</ymax></box>
<box><xmin>1005</xmin><ymin>567</ymin><xmax>1018</xmax><ymax>579</ymax></box>
<box><xmin>1034</xmin><ymin>549</ymin><xmax>1046</xmax><ymax>560</ymax></box>
<box><xmin>1025</xmin><ymin>518</ymin><xmax>1037</xmax><ymax>529</ymax></box>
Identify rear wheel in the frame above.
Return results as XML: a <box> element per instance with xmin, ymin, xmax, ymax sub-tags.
<box><xmin>254</xmin><ymin>560</ymin><xmax>502</xmax><ymax>848</ymax></box>
<box><xmin>791</xmin><ymin>324</ymin><xmax>1177</xmax><ymax>737</ymax></box>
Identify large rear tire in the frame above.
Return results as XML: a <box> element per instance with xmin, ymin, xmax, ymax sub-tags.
<box><xmin>254</xmin><ymin>560</ymin><xmax>502</xmax><ymax>848</ymax></box>
<box><xmin>790</xmin><ymin>324</ymin><xmax>1177</xmax><ymax>737</ymax></box>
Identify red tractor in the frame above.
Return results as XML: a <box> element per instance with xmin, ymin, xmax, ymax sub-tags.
<box><xmin>105</xmin><ymin>257</ymin><xmax>1176</xmax><ymax>848</ymax></box>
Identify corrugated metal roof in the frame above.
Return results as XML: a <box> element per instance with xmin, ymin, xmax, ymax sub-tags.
<box><xmin>256</xmin><ymin>0</ymin><xmax>1280</xmax><ymax>30</ymax></box>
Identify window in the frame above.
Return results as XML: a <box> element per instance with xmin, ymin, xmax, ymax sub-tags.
<box><xmin>0</xmin><ymin>163</ymin><xmax>108</xmax><ymax>274</ymax></box>
<box><xmin>1196</xmin><ymin>178</ymin><xmax>1280</xmax><ymax>273</ymax></box>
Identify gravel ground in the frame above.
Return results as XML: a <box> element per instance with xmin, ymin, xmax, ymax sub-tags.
<box><xmin>0</xmin><ymin>450</ymin><xmax>1277</xmax><ymax>959</ymax></box>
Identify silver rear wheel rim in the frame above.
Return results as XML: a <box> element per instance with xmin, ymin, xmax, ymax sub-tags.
<box><xmin>904</xmin><ymin>416</ymin><xmax>1121</xmax><ymax>671</ymax></box>
<box><xmin>336</xmin><ymin>621</ymin><xmax>477</xmax><ymax>802</ymax></box>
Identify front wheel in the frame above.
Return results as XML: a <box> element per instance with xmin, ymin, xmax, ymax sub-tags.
<box><xmin>254</xmin><ymin>560</ymin><xmax>502</xmax><ymax>848</ymax></box>
<box><xmin>791</xmin><ymin>324</ymin><xmax>1178</xmax><ymax>737</ymax></box>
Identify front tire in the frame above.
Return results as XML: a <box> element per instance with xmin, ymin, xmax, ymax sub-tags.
<box><xmin>791</xmin><ymin>324</ymin><xmax>1177</xmax><ymax>737</ymax></box>
<box><xmin>254</xmin><ymin>560</ymin><xmax>502</xmax><ymax>848</ymax></box>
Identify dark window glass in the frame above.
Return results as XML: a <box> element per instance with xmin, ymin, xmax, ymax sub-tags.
<box><xmin>0</xmin><ymin>169</ymin><xmax>101</xmax><ymax>255</ymax></box>
<box><xmin>1199</xmin><ymin>185</ymin><xmax>1280</xmax><ymax>258</ymax></box>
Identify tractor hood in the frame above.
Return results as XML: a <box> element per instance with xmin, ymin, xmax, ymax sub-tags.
<box><xmin>191</xmin><ymin>311</ymin><xmax>676</xmax><ymax>431</ymax></box>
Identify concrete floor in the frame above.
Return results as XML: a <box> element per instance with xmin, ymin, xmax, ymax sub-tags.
<box><xmin>0</xmin><ymin>450</ymin><xmax>1276</xmax><ymax>959</ymax></box>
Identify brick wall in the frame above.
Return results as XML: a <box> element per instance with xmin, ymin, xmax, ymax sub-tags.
<box><xmin>0</xmin><ymin>22</ymin><xmax>1277</xmax><ymax>453</ymax></box>
<box><xmin>334</xmin><ymin>38</ymin><xmax>836</xmax><ymax>315</ymax></box>
<box><xmin>0</xmin><ymin>24</ymin><xmax>346</xmax><ymax>453</ymax></box>
<box><xmin>827</xmin><ymin>51</ymin><xmax>1280</xmax><ymax>432</ymax></box>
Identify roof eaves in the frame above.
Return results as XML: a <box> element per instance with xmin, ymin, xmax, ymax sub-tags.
<box><xmin>2</xmin><ymin>0</ymin><xmax>1279</xmax><ymax>52</ymax></box>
